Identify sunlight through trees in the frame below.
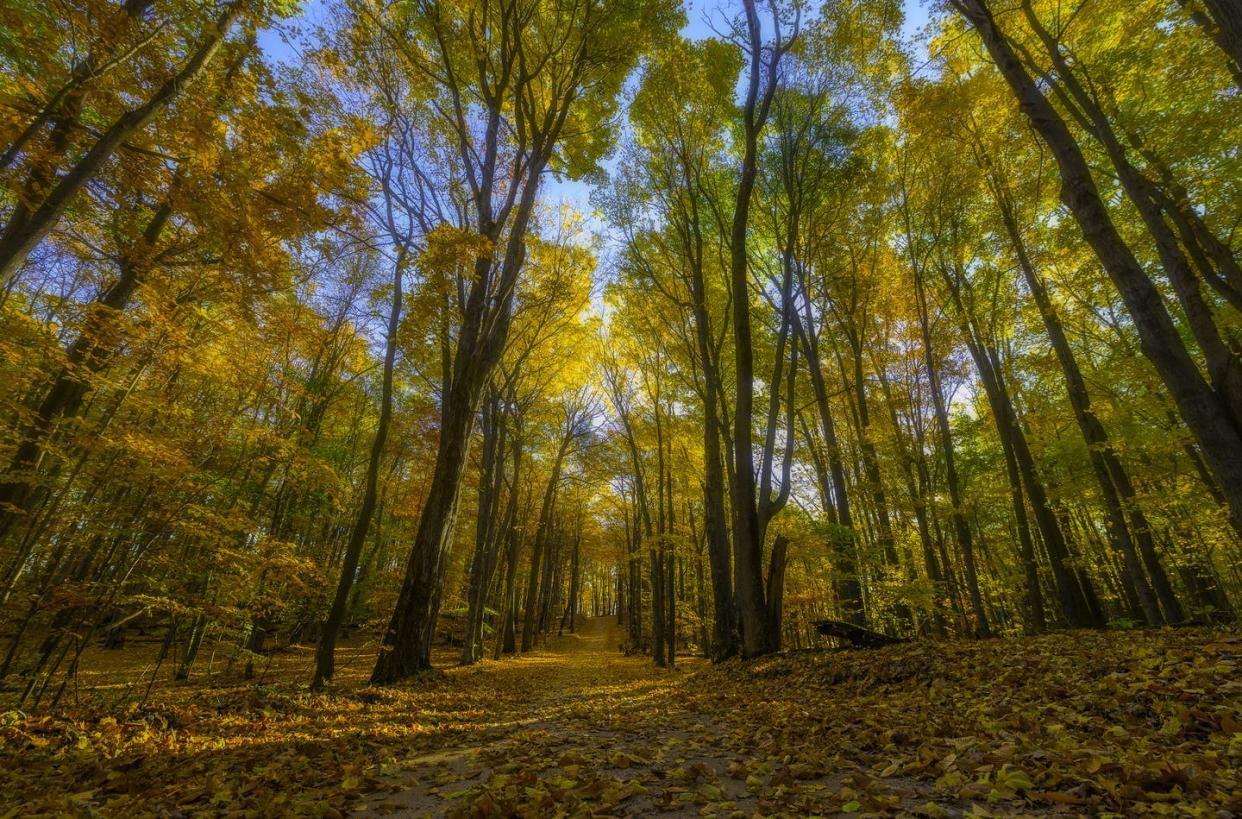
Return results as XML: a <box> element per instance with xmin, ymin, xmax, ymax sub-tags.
<box><xmin>1</xmin><ymin>0</ymin><xmax>1241</xmax><ymax>812</ymax></box>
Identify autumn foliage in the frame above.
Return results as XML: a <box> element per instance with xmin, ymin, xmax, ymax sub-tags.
<box><xmin>1</xmin><ymin>0</ymin><xmax>1241</xmax><ymax>814</ymax></box>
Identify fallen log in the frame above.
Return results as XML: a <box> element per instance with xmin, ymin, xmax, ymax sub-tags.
<box><xmin>814</xmin><ymin>619</ymin><xmax>911</xmax><ymax>648</ymax></box>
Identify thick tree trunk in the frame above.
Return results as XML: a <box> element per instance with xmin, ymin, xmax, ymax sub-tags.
<box><xmin>728</xmin><ymin>0</ymin><xmax>789</xmax><ymax>659</ymax></box>
<box><xmin>764</xmin><ymin>535</ymin><xmax>789</xmax><ymax>649</ymax></box>
<box><xmin>372</xmin><ymin>150</ymin><xmax>546</xmax><ymax>683</ymax></box>
<box><xmin>651</xmin><ymin>548</ymin><xmax>666</xmax><ymax>666</ymax></box>
<box><xmin>687</xmin><ymin>250</ymin><xmax>736</xmax><ymax>660</ymax></box>
<box><xmin>371</xmin><ymin>378</ymin><xmax>477</xmax><ymax>681</ymax></box>
<box><xmin>1177</xmin><ymin>0</ymin><xmax>1242</xmax><ymax>85</ymax></box>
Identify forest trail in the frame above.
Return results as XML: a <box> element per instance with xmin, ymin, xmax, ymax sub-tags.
<box><xmin>6</xmin><ymin>0</ymin><xmax>1242</xmax><ymax>815</ymax></box>
<box><xmin>290</xmin><ymin>623</ymin><xmax>1242</xmax><ymax>818</ymax></box>
<box><xmin>2</xmin><ymin>623</ymin><xmax>1239</xmax><ymax>815</ymax></box>
<box><xmin>373</xmin><ymin>616</ymin><xmax>946</xmax><ymax>817</ymax></box>
<box><xmin>380</xmin><ymin>616</ymin><xmax>753</xmax><ymax>816</ymax></box>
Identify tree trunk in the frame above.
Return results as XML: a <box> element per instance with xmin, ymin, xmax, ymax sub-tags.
<box><xmin>793</xmin><ymin>311</ymin><xmax>866</xmax><ymax>627</ymax></box>
<box><xmin>313</xmin><ymin>252</ymin><xmax>403</xmax><ymax>688</ymax></box>
<box><xmin>520</xmin><ymin>434</ymin><xmax>570</xmax><ymax>653</ymax></box>
<box><xmin>462</xmin><ymin>391</ymin><xmax>511</xmax><ymax>664</ymax></box>
<box><xmin>911</xmin><ymin>267</ymin><xmax>990</xmax><ymax>635</ymax></box>
<box><xmin>728</xmin><ymin>0</ymin><xmax>789</xmax><ymax>659</ymax></box>
<box><xmin>0</xmin><ymin>191</ymin><xmax>175</xmax><ymax>546</ymax></box>
<box><xmin>1021</xmin><ymin>3</ymin><xmax>1242</xmax><ymax>431</ymax></box>
<box><xmin>1177</xmin><ymin>0</ymin><xmax>1242</xmax><ymax>85</ymax></box>
<box><xmin>687</xmin><ymin>245</ymin><xmax>736</xmax><ymax>660</ymax></box>
<box><xmin>764</xmin><ymin>534</ymin><xmax>789</xmax><ymax>649</ymax></box>
<box><xmin>665</xmin><ymin>550</ymin><xmax>676</xmax><ymax>666</ymax></box>
<box><xmin>950</xmin><ymin>0</ymin><xmax>1242</xmax><ymax>535</ymax></box>
<box><xmin>987</xmin><ymin>183</ymin><xmax>1167</xmax><ymax>626</ymax></box>
<box><xmin>1</xmin><ymin>0</ymin><xmax>158</xmax><ymax>172</ymax></box>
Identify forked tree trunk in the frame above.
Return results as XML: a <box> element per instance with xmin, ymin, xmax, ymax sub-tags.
<box><xmin>728</xmin><ymin>0</ymin><xmax>791</xmax><ymax>658</ymax></box>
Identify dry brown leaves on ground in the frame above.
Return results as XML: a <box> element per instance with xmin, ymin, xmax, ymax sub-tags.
<box><xmin>1</xmin><ymin>619</ymin><xmax>1239</xmax><ymax>817</ymax></box>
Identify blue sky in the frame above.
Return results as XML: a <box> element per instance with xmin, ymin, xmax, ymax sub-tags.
<box><xmin>257</xmin><ymin>0</ymin><xmax>933</xmax><ymax>225</ymax></box>
<box><xmin>541</xmin><ymin>0</ymin><xmax>933</xmax><ymax>223</ymax></box>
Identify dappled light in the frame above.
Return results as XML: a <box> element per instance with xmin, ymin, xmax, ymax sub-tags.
<box><xmin>2</xmin><ymin>0</ymin><xmax>1242</xmax><ymax>814</ymax></box>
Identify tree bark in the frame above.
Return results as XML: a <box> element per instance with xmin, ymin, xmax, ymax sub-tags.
<box><xmin>519</xmin><ymin>412</ymin><xmax>577</xmax><ymax>653</ymax></box>
<box><xmin>1020</xmin><ymin>2</ymin><xmax>1242</xmax><ymax>430</ymax></box>
<box><xmin>1177</xmin><ymin>0</ymin><xmax>1242</xmax><ymax>86</ymax></box>
<box><xmin>950</xmin><ymin>0</ymin><xmax>1242</xmax><ymax>537</ymax></box>
<box><xmin>372</xmin><ymin>145</ymin><xmax>547</xmax><ymax>682</ymax></box>
<box><xmin>681</xmin><ymin>164</ymin><xmax>736</xmax><ymax>659</ymax></box>
<box><xmin>728</xmin><ymin>0</ymin><xmax>791</xmax><ymax>658</ymax></box>
<box><xmin>313</xmin><ymin>252</ymin><xmax>404</xmax><ymax>688</ymax></box>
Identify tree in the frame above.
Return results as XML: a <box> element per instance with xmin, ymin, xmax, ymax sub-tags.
<box><xmin>948</xmin><ymin>0</ymin><xmax>1242</xmax><ymax>541</ymax></box>
<box><xmin>727</xmin><ymin>0</ymin><xmax>797</xmax><ymax>659</ymax></box>
<box><xmin>0</xmin><ymin>1</ymin><xmax>273</xmax><ymax>285</ymax></box>
<box><xmin>367</xmin><ymin>0</ymin><xmax>676</xmax><ymax>683</ymax></box>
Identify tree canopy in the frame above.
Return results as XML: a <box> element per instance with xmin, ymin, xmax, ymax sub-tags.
<box><xmin>2</xmin><ymin>0</ymin><xmax>1241</xmax><ymax>813</ymax></box>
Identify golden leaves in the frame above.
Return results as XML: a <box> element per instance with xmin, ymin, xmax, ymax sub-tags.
<box><xmin>3</xmin><ymin>614</ymin><xmax>1240</xmax><ymax>815</ymax></box>
<box><xmin>416</xmin><ymin>225</ymin><xmax>495</xmax><ymax>301</ymax></box>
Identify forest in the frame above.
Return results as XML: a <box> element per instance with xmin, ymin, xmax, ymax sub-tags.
<box><xmin>1</xmin><ymin>0</ymin><xmax>1241</xmax><ymax>814</ymax></box>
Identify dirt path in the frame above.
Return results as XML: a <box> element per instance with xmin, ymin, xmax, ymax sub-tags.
<box><xmin>367</xmin><ymin>617</ymin><xmax>763</xmax><ymax>816</ymax></box>
<box><xmin>10</xmin><ymin>620</ymin><xmax>1229</xmax><ymax>815</ymax></box>
<box><xmin>351</xmin><ymin>617</ymin><xmax>955</xmax><ymax>817</ymax></box>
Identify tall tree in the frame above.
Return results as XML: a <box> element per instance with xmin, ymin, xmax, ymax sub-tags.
<box><xmin>948</xmin><ymin>0</ymin><xmax>1242</xmax><ymax>541</ymax></box>
<box><xmin>369</xmin><ymin>0</ymin><xmax>675</xmax><ymax>682</ymax></box>
<box><xmin>727</xmin><ymin>0</ymin><xmax>797</xmax><ymax>658</ymax></box>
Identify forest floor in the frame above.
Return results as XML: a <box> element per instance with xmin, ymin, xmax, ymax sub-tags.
<box><xmin>1</xmin><ymin>617</ymin><xmax>1240</xmax><ymax>817</ymax></box>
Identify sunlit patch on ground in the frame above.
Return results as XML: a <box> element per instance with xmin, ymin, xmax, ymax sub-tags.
<box><xmin>1</xmin><ymin>619</ymin><xmax>1239</xmax><ymax>816</ymax></box>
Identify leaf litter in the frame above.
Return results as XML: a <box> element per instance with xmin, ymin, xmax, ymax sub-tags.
<box><xmin>1</xmin><ymin>618</ymin><xmax>1239</xmax><ymax>817</ymax></box>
